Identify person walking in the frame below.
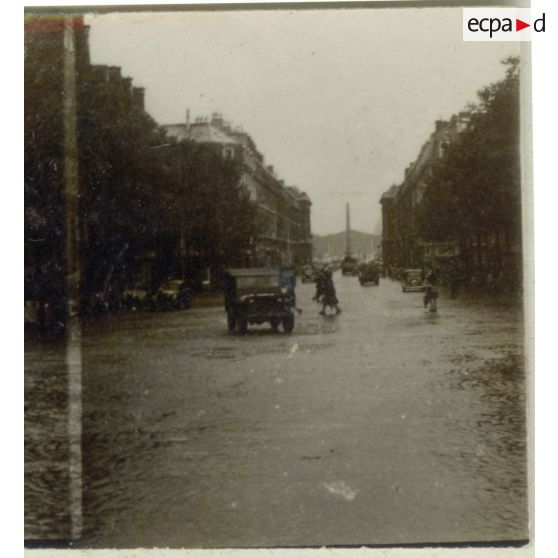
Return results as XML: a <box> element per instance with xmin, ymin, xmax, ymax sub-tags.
<box><xmin>319</xmin><ymin>269</ymin><xmax>341</xmax><ymax>315</ymax></box>
<box><xmin>448</xmin><ymin>261</ymin><xmax>461</xmax><ymax>299</ymax></box>
<box><xmin>313</xmin><ymin>268</ymin><xmax>326</xmax><ymax>302</ymax></box>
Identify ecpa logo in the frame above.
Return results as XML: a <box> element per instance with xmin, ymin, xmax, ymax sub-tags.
<box><xmin>463</xmin><ymin>8</ymin><xmax>546</xmax><ymax>41</ymax></box>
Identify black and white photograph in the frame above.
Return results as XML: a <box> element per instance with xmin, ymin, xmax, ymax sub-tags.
<box><xmin>24</xmin><ymin>1</ymin><xmax>531</xmax><ymax>552</ymax></box>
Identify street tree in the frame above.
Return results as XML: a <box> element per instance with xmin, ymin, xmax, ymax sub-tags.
<box><xmin>164</xmin><ymin>141</ymin><xmax>261</xmax><ymax>285</ymax></box>
<box><xmin>420</xmin><ymin>56</ymin><xmax>520</xmax><ymax>274</ymax></box>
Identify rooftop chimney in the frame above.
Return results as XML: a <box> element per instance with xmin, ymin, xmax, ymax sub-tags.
<box><xmin>122</xmin><ymin>77</ymin><xmax>132</xmax><ymax>101</ymax></box>
<box><xmin>211</xmin><ymin>112</ymin><xmax>224</xmax><ymax>128</ymax></box>
<box><xmin>132</xmin><ymin>86</ymin><xmax>145</xmax><ymax>110</ymax></box>
<box><xmin>107</xmin><ymin>65</ymin><xmax>121</xmax><ymax>83</ymax></box>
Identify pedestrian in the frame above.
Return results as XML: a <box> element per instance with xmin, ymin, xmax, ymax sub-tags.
<box><xmin>282</xmin><ymin>270</ymin><xmax>302</xmax><ymax>314</ymax></box>
<box><xmin>423</xmin><ymin>267</ymin><xmax>438</xmax><ymax>309</ymax></box>
<box><xmin>313</xmin><ymin>269</ymin><xmax>326</xmax><ymax>302</ymax></box>
<box><xmin>319</xmin><ymin>269</ymin><xmax>341</xmax><ymax>315</ymax></box>
<box><xmin>448</xmin><ymin>261</ymin><xmax>461</xmax><ymax>299</ymax></box>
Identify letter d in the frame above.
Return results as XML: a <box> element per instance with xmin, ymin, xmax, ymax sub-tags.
<box><xmin>534</xmin><ymin>13</ymin><xmax>545</xmax><ymax>32</ymax></box>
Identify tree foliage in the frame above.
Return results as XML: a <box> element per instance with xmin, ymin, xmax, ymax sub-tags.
<box><xmin>25</xmin><ymin>24</ymin><xmax>261</xmax><ymax>300</ymax></box>
<box><xmin>24</xmin><ymin>25</ymin><xmax>66</xmax><ymax>301</ymax></box>
<box><xmin>420</xmin><ymin>57</ymin><xmax>521</xmax><ymax>244</ymax></box>
<box><xmin>160</xmin><ymin>141</ymin><xmax>261</xmax><ymax>271</ymax></box>
<box><xmin>76</xmin><ymin>67</ymin><xmax>175</xmax><ymax>291</ymax></box>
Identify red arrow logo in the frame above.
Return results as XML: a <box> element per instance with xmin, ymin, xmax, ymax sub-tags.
<box><xmin>516</xmin><ymin>19</ymin><xmax>530</xmax><ymax>31</ymax></box>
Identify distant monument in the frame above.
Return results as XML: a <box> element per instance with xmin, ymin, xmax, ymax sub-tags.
<box><xmin>313</xmin><ymin>203</ymin><xmax>381</xmax><ymax>264</ymax></box>
<box><xmin>345</xmin><ymin>202</ymin><xmax>352</xmax><ymax>257</ymax></box>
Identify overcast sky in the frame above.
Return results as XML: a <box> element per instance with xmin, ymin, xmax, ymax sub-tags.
<box><xmin>86</xmin><ymin>8</ymin><xmax>519</xmax><ymax>236</ymax></box>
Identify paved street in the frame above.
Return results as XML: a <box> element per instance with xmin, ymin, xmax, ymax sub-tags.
<box><xmin>25</xmin><ymin>274</ymin><xmax>527</xmax><ymax>547</ymax></box>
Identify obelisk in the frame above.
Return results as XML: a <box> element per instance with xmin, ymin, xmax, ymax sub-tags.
<box><xmin>345</xmin><ymin>202</ymin><xmax>352</xmax><ymax>257</ymax></box>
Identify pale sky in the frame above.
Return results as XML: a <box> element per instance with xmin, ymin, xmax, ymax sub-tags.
<box><xmin>86</xmin><ymin>8</ymin><xmax>520</xmax><ymax>235</ymax></box>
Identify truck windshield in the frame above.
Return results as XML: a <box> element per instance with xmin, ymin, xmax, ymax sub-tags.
<box><xmin>236</xmin><ymin>276</ymin><xmax>279</xmax><ymax>289</ymax></box>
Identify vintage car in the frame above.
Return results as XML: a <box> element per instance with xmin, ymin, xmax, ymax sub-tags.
<box><xmin>83</xmin><ymin>284</ymin><xmax>122</xmax><ymax>315</ymax></box>
<box><xmin>358</xmin><ymin>262</ymin><xmax>380</xmax><ymax>286</ymax></box>
<box><xmin>224</xmin><ymin>268</ymin><xmax>295</xmax><ymax>334</ymax></box>
<box><xmin>341</xmin><ymin>256</ymin><xmax>359</xmax><ymax>276</ymax></box>
<box><xmin>122</xmin><ymin>282</ymin><xmax>153</xmax><ymax>309</ymax></box>
<box><xmin>84</xmin><ymin>291</ymin><xmax>111</xmax><ymax>314</ymax></box>
<box><xmin>401</xmin><ymin>268</ymin><xmax>425</xmax><ymax>292</ymax></box>
<box><xmin>155</xmin><ymin>279</ymin><xmax>192</xmax><ymax>311</ymax></box>
<box><xmin>24</xmin><ymin>300</ymin><xmax>64</xmax><ymax>328</ymax></box>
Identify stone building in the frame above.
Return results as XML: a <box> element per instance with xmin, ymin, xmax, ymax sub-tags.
<box><xmin>379</xmin><ymin>115</ymin><xmax>468</xmax><ymax>273</ymax></box>
<box><xmin>379</xmin><ymin>184</ymin><xmax>400</xmax><ymax>272</ymax></box>
<box><xmin>162</xmin><ymin>113</ymin><xmax>313</xmax><ymax>268</ymax></box>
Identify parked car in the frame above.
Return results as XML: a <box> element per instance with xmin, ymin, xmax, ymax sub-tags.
<box><xmin>122</xmin><ymin>282</ymin><xmax>153</xmax><ymax>309</ymax></box>
<box><xmin>83</xmin><ymin>285</ymin><xmax>122</xmax><ymax>314</ymax></box>
<box><xmin>401</xmin><ymin>268</ymin><xmax>425</xmax><ymax>292</ymax></box>
<box><xmin>358</xmin><ymin>262</ymin><xmax>380</xmax><ymax>285</ymax></box>
<box><xmin>84</xmin><ymin>292</ymin><xmax>110</xmax><ymax>314</ymax></box>
<box><xmin>155</xmin><ymin>279</ymin><xmax>192</xmax><ymax>310</ymax></box>
<box><xmin>24</xmin><ymin>299</ymin><xmax>65</xmax><ymax>329</ymax></box>
<box><xmin>224</xmin><ymin>268</ymin><xmax>295</xmax><ymax>334</ymax></box>
<box><xmin>341</xmin><ymin>256</ymin><xmax>359</xmax><ymax>276</ymax></box>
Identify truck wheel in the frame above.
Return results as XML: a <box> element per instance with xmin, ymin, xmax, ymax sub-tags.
<box><xmin>270</xmin><ymin>318</ymin><xmax>280</xmax><ymax>332</ymax></box>
<box><xmin>282</xmin><ymin>315</ymin><xmax>294</xmax><ymax>333</ymax></box>
<box><xmin>227</xmin><ymin>314</ymin><xmax>236</xmax><ymax>332</ymax></box>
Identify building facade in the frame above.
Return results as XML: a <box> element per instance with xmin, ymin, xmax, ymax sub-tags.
<box><xmin>380</xmin><ymin>110</ymin><xmax>521</xmax><ymax>287</ymax></box>
<box><xmin>379</xmin><ymin>115</ymin><xmax>467</xmax><ymax>273</ymax></box>
<box><xmin>379</xmin><ymin>184</ymin><xmax>400</xmax><ymax>271</ymax></box>
<box><xmin>163</xmin><ymin>113</ymin><xmax>313</xmax><ymax>268</ymax></box>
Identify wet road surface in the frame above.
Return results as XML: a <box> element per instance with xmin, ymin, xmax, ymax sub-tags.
<box><xmin>25</xmin><ymin>274</ymin><xmax>528</xmax><ymax>547</ymax></box>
